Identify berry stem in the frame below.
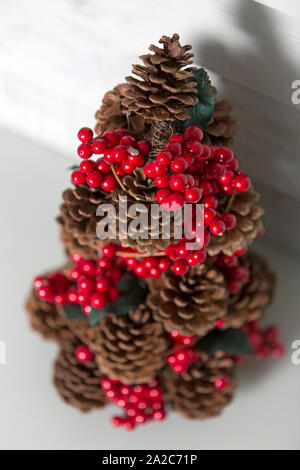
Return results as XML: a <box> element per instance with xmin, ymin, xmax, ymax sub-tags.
<box><xmin>110</xmin><ymin>165</ymin><xmax>129</xmax><ymax>194</ymax></box>
<box><xmin>224</xmin><ymin>193</ymin><xmax>236</xmax><ymax>213</ymax></box>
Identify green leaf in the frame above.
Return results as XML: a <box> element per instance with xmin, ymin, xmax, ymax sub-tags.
<box><xmin>67</xmin><ymin>164</ymin><xmax>79</xmax><ymax>171</ymax></box>
<box><xmin>178</xmin><ymin>68</ymin><xmax>215</xmax><ymax>132</ymax></box>
<box><xmin>196</xmin><ymin>328</ymin><xmax>253</xmax><ymax>356</ymax></box>
<box><xmin>88</xmin><ymin>277</ymin><xmax>149</xmax><ymax>326</ymax></box>
<box><xmin>65</xmin><ymin>304</ymin><xmax>86</xmax><ymax>321</ymax></box>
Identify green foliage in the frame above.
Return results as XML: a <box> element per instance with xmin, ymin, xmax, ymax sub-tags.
<box><xmin>196</xmin><ymin>328</ymin><xmax>253</xmax><ymax>356</ymax></box>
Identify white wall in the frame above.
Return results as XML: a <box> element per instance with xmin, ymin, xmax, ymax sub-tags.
<box><xmin>0</xmin><ymin>0</ymin><xmax>299</xmax><ymax>253</ymax></box>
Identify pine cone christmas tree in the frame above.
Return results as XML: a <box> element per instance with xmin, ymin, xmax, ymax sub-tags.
<box><xmin>58</xmin><ymin>186</ymin><xmax>111</xmax><ymax>248</ymax></box>
<box><xmin>54</xmin><ymin>342</ymin><xmax>107</xmax><ymax>412</ymax></box>
<box><xmin>203</xmin><ymin>89</ymin><xmax>237</xmax><ymax>147</ymax></box>
<box><xmin>25</xmin><ymin>289</ymin><xmax>76</xmax><ymax>345</ymax></box>
<box><xmin>147</xmin><ymin>262</ymin><xmax>229</xmax><ymax>336</ymax></box>
<box><xmin>122</xmin><ymin>34</ymin><xmax>198</xmax><ymax>122</ymax></box>
<box><xmin>207</xmin><ymin>188</ymin><xmax>264</xmax><ymax>256</ymax></box>
<box><xmin>163</xmin><ymin>351</ymin><xmax>236</xmax><ymax>419</ymax></box>
<box><xmin>92</xmin><ymin>304</ymin><xmax>170</xmax><ymax>385</ymax></box>
<box><xmin>223</xmin><ymin>252</ymin><xmax>275</xmax><ymax>329</ymax></box>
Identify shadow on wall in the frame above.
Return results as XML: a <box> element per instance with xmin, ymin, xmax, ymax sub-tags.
<box><xmin>193</xmin><ymin>0</ymin><xmax>300</xmax><ymax>256</ymax></box>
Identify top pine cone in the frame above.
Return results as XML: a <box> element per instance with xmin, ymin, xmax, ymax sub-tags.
<box><xmin>122</xmin><ymin>34</ymin><xmax>199</xmax><ymax>121</ymax></box>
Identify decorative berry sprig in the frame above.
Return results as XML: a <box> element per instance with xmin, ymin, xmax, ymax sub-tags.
<box><xmin>212</xmin><ymin>251</ymin><xmax>250</xmax><ymax>294</ymax></box>
<box><xmin>72</xmin><ymin>127</ymin><xmax>150</xmax><ymax>191</ymax></box>
<box><xmin>100</xmin><ymin>377</ymin><xmax>166</xmax><ymax>430</ymax></box>
<box><xmin>166</xmin><ymin>331</ymin><xmax>199</xmax><ymax>373</ymax></box>
<box><xmin>242</xmin><ymin>321</ymin><xmax>285</xmax><ymax>360</ymax></box>
<box><xmin>34</xmin><ymin>248</ymin><xmax>125</xmax><ymax>316</ymax></box>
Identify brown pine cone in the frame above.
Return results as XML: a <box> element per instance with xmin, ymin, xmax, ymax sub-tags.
<box><xmin>54</xmin><ymin>342</ymin><xmax>107</xmax><ymax>412</ymax></box>
<box><xmin>25</xmin><ymin>288</ymin><xmax>76</xmax><ymax>345</ymax></box>
<box><xmin>91</xmin><ymin>304</ymin><xmax>170</xmax><ymax>385</ymax></box>
<box><xmin>147</xmin><ymin>262</ymin><xmax>229</xmax><ymax>336</ymax></box>
<box><xmin>204</xmin><ymin>90</ymin><xmax>237</xmax><ymax>147</ymax></box>
<box><xmin>223</xmin><ymin>252</ymin><xmax>275</xmax><ymax>329</ymax></box>
<box><xmin>60</xmin><ymin>228</ymin><xmax>98</xmax><ymax>260</ymax></box>
<box><xmin>58</xmin><ymin>186</ymin><xmax>112</xmax><ymax>248</ymax></box>
<box><xmin>94</xmin><ymin>84</ymin><xmax>129</xmax><ymax>135</ymax></box>
<box><xmin>122</xmin><ymin>33</ymin><xmax>198</xmax><ymax>122</ymax></box>
<box><xmin>111</xmin><ymin>167</ymin><xmax>175</xmax><ymax>254</ymax></box>
<box><xmin>207</xmin><ymin>188</ymin><xmax>264</xmax><ymax>256</ymax></box>
<box><xmin>163</xmin><ymin>352</ymin><xmax>236</xmax><ymax>419</ymax></box>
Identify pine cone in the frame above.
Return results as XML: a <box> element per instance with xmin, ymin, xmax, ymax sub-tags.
<box><xmin>122</xmin><ymin>34</ymin><xmax>198</xmax><ymax>121</ymax></box>
<box><xmin>207</xmin><ymin>188</ymin><xmax>264</xmax><ymax>256</ymax></box>
<box><xmin>163</xmin><ymin>352</ymin><xmax>236</xmax><ymax>419</ymax></box>
<box><xmin>25</xmin><ymin>288</ymin><xmax>76</xmax><ymax>345</ymax></box>
<box><xmin>54</xmin><ymin>342</ymin><xmax>107</xmax><ymax>412</ymax></box>
<box><xmin>224</xmin><ymin>252</ymin><xmax>275</xmax><ymax>329</ymax></box>
<box><xmin>204</xmin><ymin>90</ymin><xmax>237</xmax><ymax>147</ymax></box>
<box><xmin>94</xmin><ymin>84</ymin><xmax>129</xmax><ymax>135</ymax></box>
<box><xmin>111</xmin><ymin>167</ymin><xmax>175</xmax><ymax>254</ymax></box>
<box><xmin>91</xmin><ymin>304</ymin><xmax>170</xmax><ymax>385</ymax></box>
<box><xmin>60</xmin><ymin>228</ymin><xmax>98</xmax><ymax>260</ymax></box>
<box><xmin>147</xmin><ymin>262</ymin><xmax>229</xmax><ymax>336</ymax></box>
<box><xmin>58</xmin><ymin>186</ymin><xmax>111</xmax><ymax>248</ymax></box>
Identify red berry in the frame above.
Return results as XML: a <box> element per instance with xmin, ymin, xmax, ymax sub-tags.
<box><xmin>216</xmin><ymin>147</ymin><xmax>234</xmax><ymax>164</ymax></box>
<box><xmin>119</xmin><ymin>135</ymin><xmax>136</xmax><ymax>146</ymax></box>
<box><xmin>80</xmin><ymin>260</ymin><xmax>95</xmax><ymax>275</ymax></box>
<box><xmin>214</xmin><ymin>376</ymin><xmax>228</xmax><ymax>390</ymax></box>
<box><xmin>108</xmin><ymin>285</ymin><xmax>120</xmax><ymax>302</ymax></box>
<box><xmin>158</xmin><ymin>257</ymin><xmax>171</xmax><ymax>272</ymax></box>
<box><xmin>162</xmin><ymin>192</ymin><xmax>185</xmax><ymax>211</ymax></box>
<box><xmin>185</xmin><ymin>187</ymin><xmax>202</xmax><ymax>203</ymax></box>
<box><xmin>137</xmin><ymin>140</ymin><xmax>150</xmax><ymax>155</ymax></box>
<box><xmin>219</xmin><ymin>169</ymin><xmax>234</xmax><ymax>185</ymax></box>
<box><xmin>102</xmin><ymin>243</ymin><xmax>117</xmax><ymax>258</ymax></box>
<box><xmin>80</xmin><ymin>160</ymin><xmax>95</xmax><ymax>174</ymax></box>
<box><xmin>228</xmin><ymin>157</ymin><xmax>239</xmax><ymax>171</ymax></box>
<box><xmin>204</xmin><ymin>208</ymin><xmax>217</xmax><ymax>224</ymax></box>
<box><xmin>170</xmin><ymin>158</ymin><xmax>188</xmax><ymax>173</ymax></box>
<box><xmin>221</xmin><ymin>213</ymin><xmax>236</xmax><ymax>230</ymax></box>
<box><xmin>70</xmin><ymin>266</ymin><xmax>81</xmax><ymax>281</ymax></box>
<box><xmin>215</xmin><ymin>318</ymin><xmax>226</xmax><ymax>328</ymax></box>
<box><xmin>121</xmin><ymin>159</ymin><xmax>135</xmax><ymax>174</ymax></box>
<box><xmin>71</xmin><ymin>170</ymin><xmax>85</xmax><ymax>186</ymax></box>
<box><xmin>205</xmin><ymin>162</ymin><xmax>225</xmax><ymax>179</ymax></box>
<box><xmin>156</xmin><ymin>188</ymin><xmax>171</xmax><ymax>204</ymax></box>
<box><xmin>95</xmin><ymin>276</ymin><xmax>110</xmax><ymax>293</ymax></box>
<box><xmin>233</xmin><ymin>173</ymin><xmax>251</xmax><ymax>192</ymax></box>
<box><xmin>186</xmin><ymin>140</ymin><xmax>203</xmax><ymax>157</ymax></box>
<box><xmin>144</xmin><ymin>162</ymin><xmax>155</xmax><ymax>178</ymax></box>
<box><xmin>101</xmin><ymin>174</ymin><xmax>117</xmax><ymax>191</ymax></box>
<box><xmin>66</xmin><ymin>289</ymin><xmax>78</xmax><ymax>304</ymax></box>
<box><xmin>102</xmin><ymin>130</ymin><xmax>119</xmax><ymax>147</ymax></box>
<box><xmin>77</xmin><ymin>127</ymin><xmax>93</xmax><ymax>143</ymax></box>
<box><xmin>186</xmin><ymin>249</ymin><xmax>206</xmax><ymax>265</ymax></box>
<box><xmin>172</xmin><ymin>259</ymin><xmax>188</xmax><ymax>275</ymax></box>
<box><xmin>184</xmin><ymin>126</ymin><xmax>203</xmax><ymax>142</ymax></box>
<box><xmin>103</xmin><ymin>149</ymin><xmax>115</xmax><ymax>163</ymax></box>
<box><xmin>154</xmin><ymin>175</ymin><xmax>170</xmax><ymax>188</ymax></box>
<box><xmin>222</xmin><ymin>183</ymin><xmax>235</xmax><ymax>195</ymax></box>
<box><xmin>128</xmin><ymin>153</ymin><xmax>144</xmax><ymax>167</ymax></box>
<box><xmin>112</xmin><ymin>146</ymin><xmax>128</xmax><ymax>162</ymax></box>
<box><xmin>169</xmin><ymin>174</ymin><xmax>187</xmax><ymax>192</ymax></box>
<box><xmin>156</xmin><ymin>151</ymin><xmax>172</xmax><ymax>165</ymax></box>
<box><xmin>75</xmin><ymin>345</ymin><xmax>94</xmax><ymax>363</ymax></box>
<box><xmin>77</xmin><ymin>291</ymin><xmax>90</xmax><ymax>305</ymax></box>
<box><xmin>202</xmin><ymin>195</ymin><xmax>218</xmax><ymax>209</ymax></box>
<box><xmin>111</xmin><ymin>416</ymin><xmax>123</xmax><ymax>428</ymax></box>
<box><xmin>97</xmin><ymin>257</ymin><xmax>113</xmax><ymax>269</ymax></box>
<box><xmin>33</xmin><ymin>276</ymin><xmax>46</xmax><ymax>289</ymax></box>
<box><xmin>199</xmin><ymin>181</ymin><xmax>213</xmax><ymax>196</ymax></box>
<box><xmin>175</xmin><ymin>242</ymin><xmax>189</xmax><ymax>258</ymax></box>
<box><xmin>95</xmin><ymin>159</ymin><xmax>111</xmax><ymax>173</ymax></box>
<box><xmin>200</xmin><ymin>144</ymin><xmax>211</xmax><ymax>160</ymax></box>
<box><xmin>91</xmin><ymin>138</ymin><xmax>107</xmax><ymax>154</ymax></box>
<box><xmin>153</xmin><ymin>162</ymin><xmax>168</xmax><ymax>176</ymax></box>
<box><xmin>227</xmin><ymin>279</ymin><xmax>242</xmax><ymax>294</ymax></box>
<box><xmin>272</xmin><ymin>343</ymin><xmax>285</xmax><ymax>358</ymax></box>
<box><xmin>165</xmin><ymin>141</ymin><xmax>182</xmax><ymax>157</ymax></box>
<box><xmin>209</xmin><ymin>219</ymin><xmax>226</xmax><ymax>235</ymax></box>
<box><xmin>78</xmin><ymin>276</ymin><xmax>95</xmax><ymax>293</ymax></box>
<box><xmin>77</xmin><ymin>143</ymin><xmax>93</xmax><ymax>159</ymax></box>
<box><xmin>90</xmin><ymin>292</ymin><xmax>107</xmax><ymax>308</ymax></box>
<box><xmin>86</xmin><ymin>171</ymin><xmax>103</xmax><ymax>188</ymax></box>
<box><xmin>37</xmin><ymin>285</ymin><xmax>53</xmax><ymax>300</ymax></box>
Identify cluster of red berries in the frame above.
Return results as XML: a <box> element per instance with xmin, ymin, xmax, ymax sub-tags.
<box><xmin>212</xmin><ymin>249</ymin><xmax>250</xmax><ymax>294</ymax></box>
<box><xmin>145</xmin><ymin>126</ymin><xmax>251</xmax><ymax>217</ymax></box>
<box><xmin>34</xmin><ymin>272</ymin><xmax>71</xmax><ymax>305</ymax></box>
<box><xmin>242</xmin><ymin>321</ymin><xmax>285</xmax><ymax>360</ymax></box>
<box><xmin>101</xmin><ymin>377</ymin><xmax>166</xmax><ymax>430</ymax></box>
<box><xmin>69</xmin><ymin>248</ymin><xmax>123</xmax><ymax>315</ymax></box>
<box><xmin>71</xmin><ymin>127</ymin><xmax>150</xmax><ymax>191</ymax></box>
<box><xmin>166</xmin><ymin>331</ymin><xmax>199</xmax><ymax>374</ymax></box>
<box><xmin>34</xmin><ymin>246</ymin><xmax>124</xmax><ymax>315</ymax></box>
